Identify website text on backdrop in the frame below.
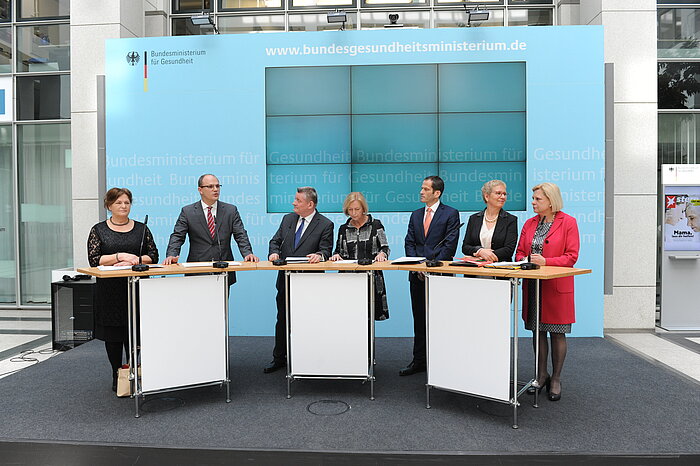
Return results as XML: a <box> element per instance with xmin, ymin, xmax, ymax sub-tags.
<box><xmin>402</xmin><ymin>176</ymin><xmax>460</xmax><ymax>376</ymax></box>
<box><xmin>265</xmin><ymin>186</ymin><xmax>334</xmax><ymax>373</ymax></box>
<box><xmin>86</xmin><ymin>187</ymin><xmax>158</xmax><ymax>392</ymax></box>
<box><xmin>462</xmin><ymin>179</ymin><xmax>518</xmax><ymax>262</ymax></box>
<box><xmin>163</xmin><ymin>174</ymin><xmax>259</xmax><ymax>282</ymax></box>
<box><xmin>329</xmin><ymin>191</ymin><xmax>391</xmax><ymax>321</ymax></box>
<box><xmin>515</xmin><ymin>182</ymin><xmax>580</xmax><ymax>401</ymax></box>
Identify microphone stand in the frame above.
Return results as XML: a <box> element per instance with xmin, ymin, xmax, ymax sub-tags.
<box><xmin>132</xmin><ymin>215</ymin><xmax>150</xmax><ymax>272</ymax></box>
<box><xmin>212</xmin><ymin>215</ymin><xmax>228</xmax><ymax>269</ymax></box>
<box><xmin>358</xmin><ymin>228</ymin><xmax>372</xmax><ymax>266</ymax></box>
<box><xmin>521</xmin><ymin>252</ymin><xmax>540</xmax><ymax>270</ymax></box>
<box><xmin>272</xmin><ymin>225</ymin><xmax>290</xmax><ymax>266</ymax></box>
<box><xmin>425</xmin><ymin>222</ymin><xmax>464</xmax><ymax>268</ymax></box>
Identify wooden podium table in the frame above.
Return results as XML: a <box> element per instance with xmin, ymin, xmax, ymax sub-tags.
<box><xmin>400</xmin><ymin>262</ymin><xmax>591</xmax><ymax>429</ymax></box>
<box><xmin>257</xmin><ymin>261</ymin><xmax>399</xmax><ymax>399</ymax></box>
<box><xmin>79</xmin><ymin>261</ymin><xmax>590</xmax><ymax>426</ymax></box>
<box><xmin>77</xmin><ymin>263</ymin><xmax>257</xmax><ymax>417</ymax></box>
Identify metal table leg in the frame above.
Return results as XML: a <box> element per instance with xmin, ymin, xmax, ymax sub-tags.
<box><xmin>368</xmin><ymin>271</ymin><xmax>375</xmax><ymax>401</ymax></box>
<box><xmin>285</xmin><ymin>271</ymin><xmax>292</xmax><ymax>399</ymax></box>
<box><xmin>533</xmin><ymin>278</ymin><xmax>541</xmax><ymax>408</ymax></box>
<box><xmin>129</xmin><ymin>276</ymin><xmax>140</xmax><ymax>418</ymax></box>
<box><xmin>223</xmin><ymin>272</ymin><xmax>231</xmax><ymax>403</ymax></box>
<box><xmin>512</xmin><ymin>277</ymin><xmax>519</xmax><ymax>429</ymax></box>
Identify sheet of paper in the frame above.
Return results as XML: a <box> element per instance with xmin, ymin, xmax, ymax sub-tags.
<box><xmin>180</xmin><ymin>261</ymin><xmax>241</xmax><ymax>268</ymax></box>
<box><xmin>97</xmin><ymin>265</ymin><xmax>133</xmax><ymax>271</ymax></box>
<box><xmin>489</xmin><ymin>260</ymin><xmax>528</xmax><ymax>267</ymax></box>
<box><xmin>391</xmin><ymin>256</ymin><xmax>426</xmax><ymax>264</ymax></box>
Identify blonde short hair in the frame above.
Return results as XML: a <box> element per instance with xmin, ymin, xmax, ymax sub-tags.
<box><xmin>532</xmin><ymin>182</ymin><xmax>563</xmax><ymax>213</ymax></box>
<box><xmin>481</xmin><ymin>180</ymin><xmax>506</xmax><ymax>203</ymax></box>
<box><xmin>342</xmin><ymin>192</ymin><xmax>369</xmax><ymax>216</ymax></box>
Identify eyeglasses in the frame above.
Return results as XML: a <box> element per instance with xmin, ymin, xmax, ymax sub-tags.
<box><xmin>200</xmin><ymin>184</ymin><xmax>222</xmax><ymax>189</ymax></box>
<box><xmin>492</xmin><ymin>191</ymin><xmax>508</xmax><ymax>197</ymax></box>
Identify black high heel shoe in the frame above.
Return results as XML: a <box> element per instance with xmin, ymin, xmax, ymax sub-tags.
<box><xmin>527</xmin><ymin>376</ymin><xmax>550</xmax><ymax>395</ymax></box>
<box><xmin>547</xmin><ymin>380</ymin><xmax>561</xmax><ymax>401</ymax></box>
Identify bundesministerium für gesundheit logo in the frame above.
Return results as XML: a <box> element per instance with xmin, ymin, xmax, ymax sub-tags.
<box><xmin>126</xmin><ymin>51</ymin><xmax>140</xmax><ymax>66</ymax></box>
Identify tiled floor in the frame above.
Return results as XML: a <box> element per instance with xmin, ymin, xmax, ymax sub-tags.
<box><xmin>1</xmin><ymin>309</ymin><xmax>699</xmax><ymax>385</ymax></box>
<box><xmin>606</xmin><ymin>330</ymin><xmax>700</xmax><ymax>384</ymax></box>
<box><xmin>0</xmin><ymin>309</ymin><xmax>57</xmax><ymax>380</ymax></box>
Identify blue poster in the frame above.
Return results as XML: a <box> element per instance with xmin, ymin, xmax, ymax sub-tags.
<box><xmin>106</xmin><ymin>26</ymin><xmax>604</xmax><ymax>337</ymax></box>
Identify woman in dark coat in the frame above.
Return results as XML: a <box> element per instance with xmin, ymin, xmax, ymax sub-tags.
<box><xmin>462</xmin><ymin>180</ymin><xmax>518</xmax><ymax>262</ymax></box>
<box><xmin>87</xmin><ymin>188</ymin><xmax>158</xmax><ymax>391</ymax></box>
<box><xmin>329</xmin><ymin>192</ymin><xmax>390</xmax><ymax>320</ymax></box>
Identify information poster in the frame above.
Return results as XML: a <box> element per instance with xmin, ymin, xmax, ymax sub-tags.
<box><xmin>664</xmin><ymin>186</ymin><xmax>700</xmax><ymax>251</ymax></box>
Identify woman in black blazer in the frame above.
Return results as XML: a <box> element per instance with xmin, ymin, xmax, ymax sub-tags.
<box><xmin>462</xmin><ymin>180</ymin><xmax>518</xmax><ymax>262</ymax></box>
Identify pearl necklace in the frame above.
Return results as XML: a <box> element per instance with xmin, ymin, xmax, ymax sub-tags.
<box><xmin>484</xmin><ymin>213</ymin><xmax>498</xmax><ymax>223</ymax></box>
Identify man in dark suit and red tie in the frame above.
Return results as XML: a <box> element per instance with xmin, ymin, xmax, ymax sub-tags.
<box><xmin>265</xmin><ymin>186</ymin><xmax>334</xmax><ymax>373</ymax></box>
<box><xmin>164</xmin><ymin>174</ymin><xmax>259</xmax><ymax>278</ymax></box>
<box><xmin>401</xmin><ymin>175</ymin><xmax>460</xmax><ymax>376</ymax></box>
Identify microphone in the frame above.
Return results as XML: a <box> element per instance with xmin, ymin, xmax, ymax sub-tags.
<box><xmin>426</xmin><ymin>222</ymin><xmax>464</xmax><ymax>268</ymax></box>
<box><xmin>272</xmin><ymin>225</ymin><xmax>290</xmax><ymax>266</ymax></box>
<box><xmin>358</xmin><ymin>230</ymin><xmax>372</xmax><ymax>266</ymax></box>
<box><xmin>521</xmin><ymin>246</ymin><xmax>540</xmax><ymax>270</ymax></box>
<box><xmin>212</xmin><ymin>215</ymin><xmax>228</xmax><ymax>269</ymax></box>
<box><xmin>131</xmin><ymin>215</ymin><xmax>150</xmax><ymax>272</ymax></box>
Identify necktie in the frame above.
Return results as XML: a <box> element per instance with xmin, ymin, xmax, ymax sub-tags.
<box><xmin>206</xmin><ymin>206</ymin><xmax>216</xmax><ymax>239</ymax></box>
<box><xmin>294</xmin><ymin>218</ymin><xmax>305</xmax><ymax>248</ymax></box>
<box><xmin>423</xmin><ymin>207</ymin><xmax>433</xmax><ymax>236</ymax></box>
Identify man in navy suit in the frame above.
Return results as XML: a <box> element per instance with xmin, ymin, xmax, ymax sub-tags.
<box><xmin>401</xmin><ymin>176</ymin><xmax>460</xmax><ymax>376</ymax></box>
<box><xmin>164</xmin><ymin>174</ymin><xmax>259</xmax><ymax>281</ymax></box>
<box><xmin>265</xmin><ymin>186</ymin><xmax>334</xmax><ymax>373</ymax></box>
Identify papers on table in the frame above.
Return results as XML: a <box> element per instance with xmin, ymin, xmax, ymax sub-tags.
<box><xmin>450</xmin><ymin>257</ymin><xmax>493</xmax><ymax>267</ymax></box>
<box><xmin>97</xmin><ymin>264</ymin><xmax>164</xmax><ymax>271</ymax></box>
<box><xmin>335</xmin><ymin>260</ymin><xmax>358</xmax><ymax>264</ymax></box>
<box><xmin>180</xmin><ymin>261</ymin><xmax>241</xmax><ymax>268</ymax></box>
<box><xmin>97</xmin><ymin>265</ymin><xmax>133</xmax><ymax>271</ymax></box>
<box><xmin>484</xmin><ymin>260</ymin><xmax>528</xmax><ymax>269</ymax></box>
<box><xmin>391</xmin><ymin>256</ymin><xmax>426</xmax><ymax>264</ymax></box>
<box><xmin>285</xmin><ymin>257</ymin><xmax>311</xmax><ymax>263</ymax></box>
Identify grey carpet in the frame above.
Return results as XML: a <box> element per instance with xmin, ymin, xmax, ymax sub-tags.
<box><xmin>0</xmin><ymin>337</ymin><xmax>698</xmax><ymax>454</ymax></box>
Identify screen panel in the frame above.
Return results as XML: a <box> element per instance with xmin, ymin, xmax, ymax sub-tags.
<box><xmin>266</xmin><ymin>62</ymin><xmax>527</xmax><ymax>212</ymax></box>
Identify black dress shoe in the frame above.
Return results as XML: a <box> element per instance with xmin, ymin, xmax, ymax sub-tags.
<box><xmin>263</xmin><ymin>359</ymin><xmax>286</xmax><ymax>374</ymax></box>
<box><xmin>399</xmin><ymin>361</ymin><xmax>426</xmax><ymax>376</ymax></box>
<box><xmin>527</xmin><ymin>376</ymin><xmax>550</xmax><ymax>395</ymax></box>
<box><xmin>547</xmin><ymin>381</ymin><xmax>561</xmax><ymax>401</ymax></box>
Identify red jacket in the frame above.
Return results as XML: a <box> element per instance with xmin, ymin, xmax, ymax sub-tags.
<box><xmin>516</xmin><ymin>212</ymin><xmax>580</xmax><ymax>325</ymax></box>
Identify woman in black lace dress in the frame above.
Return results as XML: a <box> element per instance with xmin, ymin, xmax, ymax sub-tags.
<box><xmin>87</xmin><ymin>188</ymin><xmax>158</xmax><ymax>391</ymax></box>
<box><xmin>329</xmin><ymin>192</ymin><xmax>390</xmax><ymax>321</ymax></box>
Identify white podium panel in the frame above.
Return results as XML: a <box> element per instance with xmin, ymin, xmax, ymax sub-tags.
<box><xmin>139</xmin><ymin>275</ymin><xmax>227</xmax><ymax>392</ymax></box>
<box><xmin>289</xmin><ymin>273</ymin><xmax>369</xmax><ymax>376</ymax></box>
<box><xmin>427</xmin><ymin>275</ymin><xmax>511</xmax><ymax>402</ymax></box>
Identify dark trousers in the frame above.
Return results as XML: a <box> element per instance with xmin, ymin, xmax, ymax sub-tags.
<box><xmin>409</xmin><ymin>274</ymin><xmax>426</xmax><ymax>365</ymax></box>
<box><xmin>273</xmin><ymin>272</ymin><xmax>287</xmax><ymax>361</ymax></box>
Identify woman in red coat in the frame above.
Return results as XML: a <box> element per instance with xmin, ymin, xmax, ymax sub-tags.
<box><xmin>515</xmin><ymin>182</ymin><xmax>580</xmax><ymax>401</ymax></box>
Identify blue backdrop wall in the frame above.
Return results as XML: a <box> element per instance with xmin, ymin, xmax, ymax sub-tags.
<box><xmin>105</xmin><ymin>25</ymin><xmax>605</xmax><ymax>337</ymax></box>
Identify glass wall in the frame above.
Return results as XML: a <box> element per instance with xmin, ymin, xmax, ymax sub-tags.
<box><xmin>658</xmin><ymin>2</ymin><xmax>700</xmax><ymax>160</ymax></box>
<box><xmin>657</xmin><ymin>2</ymin><xmax>700</xmax><ymax>313</ymax></box>
<box><xmin>1</xmin><ymin>1</ymin><xmax>71</xmax><ymax>307</ymax></box>
<box><xmin>172</xmin><ymin>0</ymin><xmax>555</xmax><ymax>33</ymax></box>
<box><xmin>18</xmin><ymin>124</ymin><xmax>72</xmax><ymax>304</ymax></box>
<box><xmin>0</xmin><ymin>125</ymin><xmax>14</xmax><ymax>303</ymax></box>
